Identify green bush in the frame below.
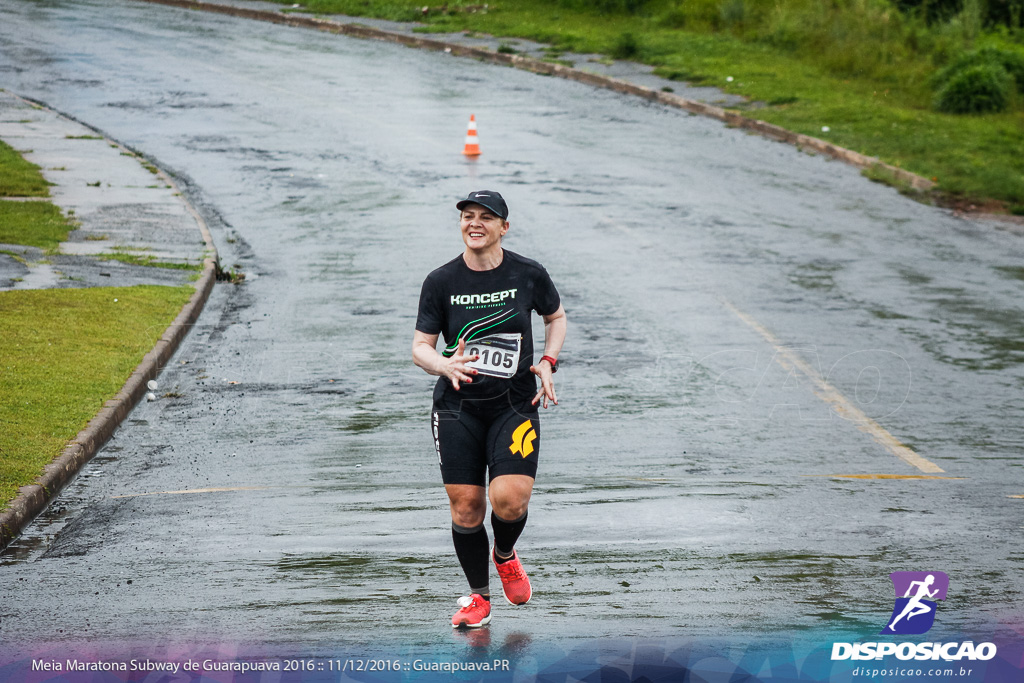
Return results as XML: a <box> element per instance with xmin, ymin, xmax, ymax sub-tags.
<box><xmin>930</xmin><ymin>46</ymin><xmax>1024</xmax><ymax>113</ymax></box>
<box><xmin>934</xmin><ymin>62</ymin><xmax>1014</xmax><ymax>112</ymax></box>
<box><xmin>934</xmin><ymin>46</ymin><xmax>1024</xmax><ymax>90</ymax></box>
<box><xmin>980</xmin><ymin>46</ymin><xmax>1022</xmax><ymax>88</ymax></box>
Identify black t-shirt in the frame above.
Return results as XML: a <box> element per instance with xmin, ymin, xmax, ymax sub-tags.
<box><xmin>416</xmin><ymin>250</ymin><xmax>561</xmax><ymax>403</ymax></box>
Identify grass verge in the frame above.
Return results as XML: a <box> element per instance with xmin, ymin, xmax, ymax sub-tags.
<box><xmin>0</xmin><ymin>134</ymin><xmax>75</xmax><ymax>250</ymax></box>
<box><xmin>0</xmin><ymin>200</ymin><xmax>76</xmax><ymax>249</ymax></box>
<box><xmin>0</xmin><ymin>140</ymin><xmax>50</xmax><ymax>197</ymax></box>
<box><xmin>0</xmin><ymin>285</ymin><xmax>194</xmax><ymax>510</ymax></box>
<box><xmin>273</xmin><ymin>0</ymin><xmax>1024</xmax><ymax>207</ymax></box>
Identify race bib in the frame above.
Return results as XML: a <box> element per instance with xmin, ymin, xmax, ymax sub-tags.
<box><xmin>465</xmin><ymin>333</ymin><xmax>521</xmax><ymax>379</ymax></box>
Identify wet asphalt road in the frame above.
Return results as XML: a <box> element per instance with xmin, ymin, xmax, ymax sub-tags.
<box><xmin>1</xmin><ymin>0</ymin><xmax>1023</xmax><ymax>660</ymax></box>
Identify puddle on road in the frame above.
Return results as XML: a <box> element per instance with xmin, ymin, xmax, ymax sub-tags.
<box><xmin>867</xmin><ymin>306</ymin><xmax>911</xmax><ymax>320</ymax></box>
<box><xmin>277</xmin><ymin>554</ymin><xmax>373</xmax><ymax>571</ymax></box>
<box><xmin>994</xmin><ymin>265</ymin><xmax>1024</xmax><ymax>281</ymax></box>
<box><xmin>789</xmin><ymin>260</ymin><xmax>843</xmax><ymax>292</ymax></box>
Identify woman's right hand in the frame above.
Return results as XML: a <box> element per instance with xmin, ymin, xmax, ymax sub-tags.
<box><xmin>443</xmin><ymin>338</ymin><xmax>479</xmax><ymax>391</ymax></box>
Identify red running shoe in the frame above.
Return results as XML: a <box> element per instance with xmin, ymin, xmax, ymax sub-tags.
<box><xmin>451</xmin><ymin>594</ymin><xmax>491</xmax><ymax>629</ymax></box>
<box><xmin>493</xmin><ymin>548</ymin><xmax>532</xmax><ymax>605</ymax></box>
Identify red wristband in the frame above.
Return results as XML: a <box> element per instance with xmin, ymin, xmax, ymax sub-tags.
<box><xmin>541</xmin><ymin>355</ymin><xmax>558</xmax><ymax>372</ymax></box>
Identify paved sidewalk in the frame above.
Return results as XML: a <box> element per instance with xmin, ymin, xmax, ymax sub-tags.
<box><xmin>0</xmin><ymin>89</ymin><xmax>216</xmax><ymax>550</ymax></box>
<box><xmin>0</xmin><ymin>91</ymin><xmax>209</xmax><ymax>291</ymax></box>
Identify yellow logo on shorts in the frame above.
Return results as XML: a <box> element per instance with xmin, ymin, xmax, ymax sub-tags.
<box><xmin>510</xmin><ymin>420</ymin><xmax>536</xmax><ymax>458</ymax></box>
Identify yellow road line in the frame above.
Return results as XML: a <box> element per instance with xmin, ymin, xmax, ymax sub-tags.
<box><xmin>804</xmin><ymin>474</ymin><xmax>963</xmax><ymax>480</ymax></box>
<box><xmin>112</xmin><ymin>486</ymin><xmax>271</xmax><ymax>499</ymax></box>
<box><xmin>1009</xmin><ymin>495</ymin><xmax>1024</xmax><ymax>499</ymax></box>
<box><xmin>721</xmin><ymin>298</ymin><xmax>945</xmax><ymax>474</ymax></box>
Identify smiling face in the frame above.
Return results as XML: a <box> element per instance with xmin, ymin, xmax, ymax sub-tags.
<box><xmin>460</xmin><ymin>203</ymin><xmax>508</xmax><ymax>253</ymax></box>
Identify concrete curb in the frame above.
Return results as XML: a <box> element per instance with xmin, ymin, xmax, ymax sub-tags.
<box><xmin>0</xmin><ymin>95</ymin><xmax>219</xmax><ymax>551</ymax></box>
<box><xmin>141</xmin><ymin>0</ymin><xmax>934</xmax><ymax>192</ymax></box>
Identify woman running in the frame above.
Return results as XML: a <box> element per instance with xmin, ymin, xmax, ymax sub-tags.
<box><xmin>412</xmin><ymin>190</ymin><xmax>566</xmax><ymax>628</ymax></box>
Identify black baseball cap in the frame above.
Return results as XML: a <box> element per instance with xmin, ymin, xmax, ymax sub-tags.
<box><xmin>456</xmin><ymin>190</ymin><xmax>508</xmax><ymax>220</ymax></box>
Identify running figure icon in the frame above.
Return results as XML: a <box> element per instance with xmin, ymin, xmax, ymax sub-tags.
<box><xmin>881</xmin><ymin>571</ymin><xmax>949</xmax><ymax>635</ymax></box>
<box><xmin>888</xmin><ymin>575</ymin><xmax>938</xmax><ymax>631</ymax></box>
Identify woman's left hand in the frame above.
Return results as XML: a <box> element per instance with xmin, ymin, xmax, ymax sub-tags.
<box><xmin>530</xmin><ymin>361</ymin><xmax>558</xmax><ymax>408</ymax></box>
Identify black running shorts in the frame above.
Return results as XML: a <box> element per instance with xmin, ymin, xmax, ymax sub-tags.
<box><xmin>431</xmin><ymin>388</ymin><xmax>540</xmax><ymax>486</ymax></box>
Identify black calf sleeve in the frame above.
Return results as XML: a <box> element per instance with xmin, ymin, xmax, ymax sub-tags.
<box><xmin>452</xmin><ymin>522</ymin><xmax>490</xmax><ymax>595</ymax></box>
<box><xmin>491</xmin><ymin>510</ymin><xmax>527</xmax><ymax>560</ymax></box>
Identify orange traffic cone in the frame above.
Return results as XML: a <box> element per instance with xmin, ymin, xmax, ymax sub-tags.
<box><xmin>463</xmin><ymin>114</ymin><xmax>481</xmax><ymax>157</ymax></box>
